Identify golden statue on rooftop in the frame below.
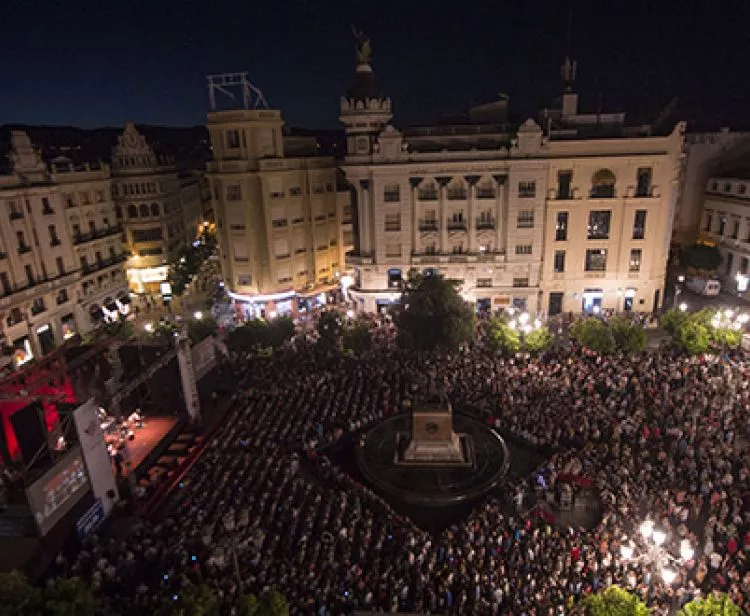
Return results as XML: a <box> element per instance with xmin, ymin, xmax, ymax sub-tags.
<box><xmin>351</xmin><ymin>25</ymin><xmax>372</xmax><ymax>65</ymax></box>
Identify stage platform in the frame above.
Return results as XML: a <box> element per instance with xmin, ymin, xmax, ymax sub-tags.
<box><xmin>115</xmin><ymin>416</ymin><xmax>180</xmax><ymax>478</ymax></box>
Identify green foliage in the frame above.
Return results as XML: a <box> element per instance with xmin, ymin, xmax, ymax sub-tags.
<box><xmin>681</xmin><ymin>243</ymin><xmax>722</xmax><ymax>272</ymax></box>
<box><xmin>226</xmin><ymin>320</ymin><xmax>268</xmax><ymax>357</ymax></box>
<box><xmin>174</xmin><ymin>583</ymin><xmax>220</xmax><ymax>616</ymax></box>
<box><xmin>342</xmin><ymin>322</ymin><xmax>373</xmax><ymax>356</ymax></box>
<box><xmin>0</xmin><ymin>570</ymin><xmax>41</xmax><ymax>616</ymax></box>
<box><xmin>237</xmin><ymin>592</ymin><xmax>288</xmax><ymax>616</ymax></box>
<box><xmin>487</xmin><ymin>317</ymin><xmax>521</xmax><ymax>355</ymax></box>
<box><xmin>711</xmin><ymin>325</ymin><xmax>742</xmax><ymax>348</ymax></box>
<box><xmin>675</xmin><ymin>319</ymin><xmax>711</xmax><ymax>355</ymax></box>
<box><xmin>394</xmin><ymin>271</ymin><xmax>475</xmax><ymax>352</ymax></box>
<box><xmin>187</xmin><ymin>317</ymin><xmax>218</xmax><ymax>344</ymax></box>
<box><xmin>581</xmin><ymin>586</ymin><xmax>650</xmax><ymax>616</ymax></box>
<box><xmin>609</xmin><ymin>316</ymin><xmax>647</xmax><ymax>354</ymax></box>
<box><xmin>570</xmin><ymin>318</ymin><xmax>615</xmax><ymax>354</ymax></box>
<box><xmin>317</xmin><ymin>311</ymin><xmax>344</xmax><ymax>352</ymax></box>
<box><xmin>678</xmin><ymin>593</ymin><xmax>741</xmax><ymax>616</ymax></box>
<box><xmin>167</xmin><ymin>227</ymin><xmax>217</xmax><ymax>296</ymax></box>
<box><xmin>96</xmin><ymin>319</ymin><xmax>134</xmax><ymax>342</ymax></box>
<box><xmin>524</xmin><ymin>326</ymin><xmax>553</xmax><ymax>353</ymax></box>
<box><xmin>266</xmin><ymin>316</ymin><xmax>295</xmax><ymax>350</ymax></box>
<box><xmin>42</xmin><ymin>577</ymin><xmax>97</xmax><ymax>616</ymax></box>
<box><xmin>661</xmin><ymin>308</ymin><xmax>689</xmax><ymax>335</ymax></box>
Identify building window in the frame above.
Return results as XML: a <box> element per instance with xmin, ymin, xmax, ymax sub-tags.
<box><xmin>226</xmin><ymin>184</ymin><xmax>242</xmax><ymax>201</ymax></box>
<box><xmin>42</xmin><ymin>197</ymin><xmax>54</xmax><ymax>214</ymax></box>
<box><xmin>585</xmin><ymin>248</ymin><xmax>607</xmax><ymax>272</ymax></box>
<box><xmin>516</xmin><ymin>210</ymin><xmax>534</xmax><ymax>228</ymax></box>
<box><xmin>447</xmin><ymin>183</ymin><xmax>467</xmax><ymax>200</ymax></box>
<box><xmin>633</xmin><ymin>210</ymin><xmax>647</xmax><ymax>240</ymax></box>
<box><xmin>512</xmin><ymin>277</ymin><xmax>529</xmax><ymax>287</ymax></box>
<box><xmin>25</xmin><ymin>264</ymin><xmax>35</xmax><ymax>286</ymax></box>
<box><xmin>557</xmin><ymin>171</ymin><xmax>572</xmax><ymax>199</ymax></box>
<box><xmin>56</xmin><ymin>257</ymin><xmax>65</xmax><ymax>276</ymax></box>
<box><xmin>704</xmin><ymin>213</ymin><xmax>712</xmax><ymax>233</ymax></box>
<box><xmin>448</xmin><ymin>211</ymin><xmax>466</xmax><ymax>230</ymax></box>
<box><xmin>128</xmin><ymin>204</ymin><xmax>138</xmax><ymax>218</ymax></box>
<box><xmin>515</xmin><ymin>244</ymin><xmax>532</xmax><ymax>255</ymax></box>
<box><xmin>741</xmin><ymin>257</ymin><xmax>749</xmax><ymax>274</ymax></box>
<box><xmin>385</xmin><ymin>212</ymin><xmax>401</xmax><ymax>231</ymax></box>
<box><xmin>312</xmin><ymin>184</ymin><xmax>324</xmax><ymax>195</ymax></box>
<box><xmin>56</xmin><ymin>289</ymin><xmax>69</xmax><ymax>305</ymax></box>
<box><xmin>478</xmin><ymin>243</ymin><xmax>492</xmax><ymax>253</ymax></box>
<box><xmin>591</xmin><ymin>169</ymin><xmax>616</xmax><ymax>198</ymax></box>
<box><xmin>518</xmin><ymin>181</ymin><xmax>536</xmax><ymax>198</ymax></box>
<box><xmin>629</xmin><ymin>249</ymin><xmax>642</xmax><ymax>272</ymax></box>
<box><xmin>732</xmin><ymin>220</ymin><xmax>740</xmax><ymax>239</ymax></box>
<box><xmin>48</xmin><ymin>225</ymin><xmax>60</xmax><ymax>246</ymax></box>
<box><xmin>635</xmin><ymin>168</ymin><xmax>652</xmax><ymax>197</ymax></box>
<box><xmin>554</xmin><ymin>250</ymin><xmax>566</xmax><ymax>273</ymax></box>
<box><xmin>588</xmin><ymin>211</ymin><xmax>611</xmax><ymax>240</ymax></box>
<box><xmin>289</xmin><ymin>186</ymin><xmax>302</xmax><ymax>196</ymax></box>
<box><xmin>387</xmin><ymin>268</ymin><xmax>402</xmax><ymax>288</ymax></box>
<box><xmin>739</xmin><ymin>184</ymin><xmax>747</xmax><ymax>195</ymax></box>
<box><xmin>384</xmin><ymin>184</ymin><xmax>400</xmax><ymax>202</ymax></box>
<box><xmin>31</xmin><ymin>298</ymin><xmax>46</xmax><ymax>315</ymax></box>
<box><xmin>227</xmin><ymin>130</ymin><xmax>240</xmax><ymax>148</ymax></box>
<box><xmin>325</xmin><ymin>182</ymin><xmax>334</xmax><ymax>192</ymax></box>
<box><xmin>229</xmin><ymin>224</ymin><xmax>246</xmax><ymax>231</ymax></box>
<box><xmin>420</xmin><ymin>210</ymin><xmax>438</xmax><ymax>231</ymax></box>
<box><xmin>476</xmin><ymin>211</ymin><xmax>494</xmax><ymax>230</ymax></box>
<box><xmin>556</xmin><ymin>212</ymin><xmax>568</xmax><ymax>241</ymax></box>
<box><xmin>724</xmin><ymin>183</ymin><xmax>732</xmax><ymax>193</ymax></box>
<box><xmin>418</xmin><ymin>182</ymin><xmax>439</xmax><ymax>200</ymax></box>
<box><xmin>17</xmin><ymin>231</ymin><xmax>28</xmax><ymax>252</ymax></box>
<box><xmin>272</xmin><ymin>219</ymin><xmax>288</xmax><ymax>228</ymax></box>
<box><xmin>452</xmin><ymin>243</ymin><xmax>465</xmax><ymax>254</ymax></box>
<box><xmin>476</xmin><ymin>278</ymin><xmax>492</xmax><ymax>288</ymax></box>
<box><xmin>476</xmin><ymin>182</ymin><xmax>495</xmax><ymax>199</ymax></box>
<box><xmin>237</xmin><ymin>275</ymin><xmax>252</xmax><ymax>286</ymax></box>
<box><xmin>385</xmin><ymin>244</ymin><xmax>401</xmax><ymax>257</ymax></box>
<box><xmin>726</xmin><ymin>252</ymin><xmax>734</xmax><ymax>275</ymax></box>
<box><xmin>719</xmin><ymin>216</ymin><xmax>726</xmax><ymax>236</ymax></box>
<box><xmin>0</xmin><ymin>273</ymin><xmax>11</xmax><ymax>295</ymax></box>
<box><xmin>132</xmin><ymin>228</ymin><xmax>163</xmax><ymax>242</ymax></box>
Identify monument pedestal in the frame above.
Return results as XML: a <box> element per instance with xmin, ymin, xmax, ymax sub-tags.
<box><xmin>397</xmin><ymin>395</ymin><xmax>473</xmax><ymax>467</ymax></box>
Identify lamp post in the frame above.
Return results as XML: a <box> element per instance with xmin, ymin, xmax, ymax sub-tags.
<box><xmin>673</xmin><ymin>274</ymin><xmax>685</xmax><ymax>309</ymax></box>
<box><xmin>619</xmin><ymin>520</ymin><xmax>694</xmax><ymax>605</ymax></box>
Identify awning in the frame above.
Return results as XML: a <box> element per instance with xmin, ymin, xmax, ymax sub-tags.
<box><xmin>105</xmin><ymin>301</ymin><xmax>118</xmax><ymax>312</ymax></box>
<box><xmin>117</xmin><ymin>295</ymin><xmax>132</xmax><ymax>305</ymax></box>
<box><xmin>90</xmin><ymin>308</ymin><xmax>104</xmax><ymax>321</ymax></box>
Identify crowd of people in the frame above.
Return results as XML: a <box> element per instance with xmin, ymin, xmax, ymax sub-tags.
<box><xmin>49</xmin><ymin>321</ymin><xmax>750</xmax><ymax>614</ymax></box>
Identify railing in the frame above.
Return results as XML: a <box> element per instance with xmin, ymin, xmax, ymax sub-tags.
<box><xmin>9</xmin><ymin>212</ymin><xmax>23</xmax><ymax>221</ymax></box>
<box><xmin>81</xmin><ymin>254</ymin><xmax>126</xmax><ymax>276</ymax></box>
<box><xmin>476</xmin><ymin>221</ymin><xmax>495</xmax><ymax>230</ymax></box>
<box><xmin>475</xmin><ymin>189</ymin><xmax>496</xmax><ymax>199</ymax></box>
<box><xmin>418</xmin><ymin>191</ymin><xmax>439</xmax><ymax>201</ymax></box>
<box><xmin>447</xmin><ymin>190</ymin><xmax>467</xmax><ymax>200</ymax></box>
<box><xmin>74</xmin><ymin>225</ymin><xmax>123</xmax><ymax>245</ymax></box>
<box><xmin>18</xmin><ymin>245</ymin><xmax>31</xmax><ymax>254</ymax></box>
<box><xmin>419</xmin><ymin>221</ymin><xmax>438</xmax><ymax>232</ymax></box>
<box><xmin>447</xmin><ymin>221</ymin><xmax>467</xmax><ymax>231</ymax></box>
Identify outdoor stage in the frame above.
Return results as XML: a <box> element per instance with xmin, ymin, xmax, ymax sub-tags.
<box><xmin>113</xmin><ymin>416</ymin><xmax>179</xmax><ymax>477</ymax></box>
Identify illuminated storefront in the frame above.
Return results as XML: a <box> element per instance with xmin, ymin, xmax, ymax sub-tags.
<box><xmin>127</xmin><ymin>266</ymin><xmax>169</xmax><ymax>294</ymax></box>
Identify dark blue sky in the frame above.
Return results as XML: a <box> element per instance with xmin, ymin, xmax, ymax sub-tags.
<box><xmin>2</xmin><ymin>0</ymin><xmax>749</xmax><ymax>130</ymax></box>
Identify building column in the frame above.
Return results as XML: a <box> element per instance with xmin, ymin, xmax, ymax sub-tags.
<box><xmin>436</xmin><ymin>176</ymin><xmax>452</xmax><ymax>253</ymax></box>
<box><xmin>358</xmin><ymin>180</ymin><xmax>371</xmax><ymax>255</ymax></box>
<box><xmin>465</xmin><ymin>175</ymin><xmax>480</xmax><ymax>252</ymax></box>
<box><xmin>409</xmin><ymin>177</ymin><xmax>423</xmax><ymax>255</ymax></box>
<box><xmin>493</xmin><ymin>175</ymin><xmax>507</xmax><ymax>255</ymax></box>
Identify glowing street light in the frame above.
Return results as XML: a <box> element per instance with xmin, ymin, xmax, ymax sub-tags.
<box><xmin>193</xmin><ymin>311</ymin><xmax>203</xmax><ymax>320</ymax></box>
<box><xmin>679</xmin><ymin>302</ymin><xmax>688</xmax><ymax>312</ymax></box>
<box><xmin>144</xmin><ymin>322</ymin><xmax>154</xmax><ymax>333</ymax></box>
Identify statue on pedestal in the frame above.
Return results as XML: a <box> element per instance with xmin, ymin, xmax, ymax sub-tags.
<box><xmin>351</xmin><ymin>25</ymin><xmax>372</xmax><ymax>65</ymax></box>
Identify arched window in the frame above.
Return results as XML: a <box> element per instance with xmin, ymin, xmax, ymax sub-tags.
<box><xmin>151</xmin><ymin>203</ymin><xmax>160</xmax><ymax>217</ymax></box>
<box><xmin>591</xmin><ymin>169</ymin><xmax>616</xmax><ymax>198</ymax></box>
<box><xmin>127</xmin><ymin>204</ymin><xmax>138</xmax><ymax>218</ymax></box>
<box><xmin>115</xmin><ymin>205</ymin><xmax>122</xmax><ymax>219</ymax></box>
<box><xmin>139</xmin><ymin>203</ymin><xmax>149</xmax><ymax>217</ymax></box>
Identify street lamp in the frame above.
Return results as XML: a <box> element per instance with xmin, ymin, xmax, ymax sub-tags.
<box><xmin>673</xmin><ymin>275</ymin><xmax>685</xmax><ymax>308</ymax></box>
<box><xmin>679</xmin><ymin>302</ymin><xmax>688</xmax><ymax>312</ymax></box>
<box><xmin>193</xmin><ymin>311</ymin><xmax>203</xmax><ymax>320</ymax></box>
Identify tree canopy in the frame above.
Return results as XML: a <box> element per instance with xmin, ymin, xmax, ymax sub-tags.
<box><xmin>187</xmin><ymin>316</ymin><xmax>218</xmax><ymax>344</ymax></box>
<box><xmin>681</xmin><ymin>243</ymin><xmax>722</xmax><ymax>272</ymax></box>
<box><xmin>570</xmin><ymin>318</ymin><xmax>615</xmax><ymax>354</ymax></box>
<box><xmin>678</xmin><ymin>593</ymin><xmax>741</xmax><ymax>616</ymax></box>
<box><xmin>394</xmin><ymin>271</ymin><xmax>475</xmax><ymax>352</ymax></box>
<box><xmin>342</xmin><ymin>321</ymin><xmax>373</xmax><ymax>356</ymax></box>
<box><xmin>167</xmin><ymin>226</ymin><xmax>217</xmax><ymax>296</ymax></box>
<box><xmin>226</xmin><ymin>317</ymin><xmax>295</xmax><ymax>357</ymax></box>
<box><xmin>580</xmin><ymin>586</ymin><xmax>650</xmax><ymax>616</ymax></box>
<box><xmin>317</xmin><ymin>311</ymin><xmax>344</xmax><ymax>353</ymax></box>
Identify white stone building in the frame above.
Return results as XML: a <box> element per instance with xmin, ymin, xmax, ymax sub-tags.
<box><xmin>0</xmin><ymin>132</ymin><xmax>129</xmax><ymax>369</ymax></box>
<box><xmin>111</xmin><ymin>123</ymin><xmax>186</xmax><ymax>294</ymax></box>
<box><xmin>206</xmin><ymin>107</ymin><xmax>351</xmax><ymax>317</ymax></box>
<box><xmin>700</xmin><ymin>164</ymin><xmax>750</xmax><ymax>295</ymax></box>
<box><xmin>340</xmin><ymin>44</ymin><xmax>685</xmax><ymax>315</ymax></box>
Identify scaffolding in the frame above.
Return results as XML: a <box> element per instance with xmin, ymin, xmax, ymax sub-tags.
<box><xmin>207</xmin><ymin>73</ymin><xmax>269</xmax><ymax>111</ymax></box>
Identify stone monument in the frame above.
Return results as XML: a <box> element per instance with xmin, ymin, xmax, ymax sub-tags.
<box><xmin>398</xmin><ymin>386</ymin><xmax>472</xmax><ymax>467</ymax></box>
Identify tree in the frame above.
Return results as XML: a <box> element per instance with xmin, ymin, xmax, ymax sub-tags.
<box><xmin>265</xmin><ymin>316</ymin><xmax>295</xmax><ymax>350</ymax></box>
<box><xmin>394</xmin><ymin>271</ymin><xmax>475</xmax><ymax>352</ymax></box>
<box><xmin>187</xmin><ymin>316</ymin><xmax>218</xmax><ymax>344</ymax></box>
<box><xmin>524</xmin><ymin>326</ymin><xmax>553</xmax><ymax>353</ymax></box>
<box><xmin>342</xmin><ymin>322</ymin><xmax>373</xmax><ymax>356</ymax></box>
<box><xmin>580</xmin><ymin>586</ymin><xmax>650</xmax><ymax>616</ymax></box>
<box><xmin>42</xmin><ymin>577</ymin><xmax>97</xmax><ymax>616</ymax></box>
<box><xmin>167</xmin><ymin>226</ymin><xmax>218</xmax><ymax>296</ymax></box>
<box><xmin>681</xmin><ymin>242</ymin><xmax>722</xmax><ymax>272</ymax></box>
<box><xmin>678</xmin><ymin>593</ymin><xmax>741</xmax><ymax>616</ymax></box>
<box><xmin>486</xmin><ymin>316</ymin><xmax>521</xmax><ymax>355</ymax></box>
<box><xmin>0</xmin><ymin>570</ymin><xmax>41</xmax><ymax>616</ymax></box>
<box><xmin>610</xmin><ymin>316</ymin><xmax>647</xmax><ymax>354</ymax></box>
<box><xmin>237</xmin><ymin>591</ymin><xmax>289</xmax><ymax>616</ymax></box>
<box><xmin>317</xmin><ymin>311</ymin><xmax>344</xmax><ymax>352</ymax></box>
<box><xmin>661</xmin><ymin>308</ymin><xmax>689</xmax><ymax>335</ymax></box>
<box><xmin>570</xmin><ymin>318</ymin><xmax>615</xmax><ymax>354</ymax></box>
<box><xmin>174</xmin><ymin>583</ymin><xmax>220</xmax><ymax>616</ymax></box>
<box><xmin>226</xmin><ymin>320</ymin><xmax>269</xmax><ymax>358</ymax></box>
<box><xmin>675</xmin><ymin>319</ymin><xmax>710</xmax><ymax>355</ymax></box>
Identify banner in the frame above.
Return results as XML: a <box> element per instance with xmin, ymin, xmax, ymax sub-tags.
<box><xmin>177</xmin><ymin>333</ymin><xmax>201</xmax><ymax>421</ymax></box>
<box><xmin>191</xmin><ymin>335</ymin><xmax>216</xmax><ymax>381</ymax></box>
<box><xmin>73</xmin><ymin>399</ymin><xmax>119</xmax><ymax>516</ymax></box>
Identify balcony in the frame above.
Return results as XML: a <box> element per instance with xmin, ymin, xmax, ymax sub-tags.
<box><xmin>81</xmin><ymin>254</ymin><xmax>126</xmax><ymax>277</ymax></box>
<box><xmin>476</xmin><ymin>220</ymin><xmax>495</xmax><ymax>231</ymax></box>
<box><xmin>9</xmin><ymin>211</ymin><xmax>23</xmax><ymax>221</ymax></box>
<box><xmin>31</xmin><ymin>302</ymin><xmax>46</xmax><ymax>316</ymax></box>
<box><xmin>73</xmin><ymin>224</ymin><xmax>123</xmax><ymax>245</ymax></box>
<box><xmin>345</xmin><ymin>251</ymin><xmax>375</xmax><ymax>266</ymax></box>
<box><xmin>419</xmin><ymin>221</ymin><xmax>438</xmax><ymax>232</ymax></box>
<box><xmin>446</xmin><ymin>221</ymin><xmax>467</xmax><ymax>231</ymax></box>
<box><xmin>418</xmin><ymin>190</ymin><xmax>439</xmax><ymax>201</ymax></box>
<box><xmin>50</xmin><ymin>238</ymin><xmax>62</xmax><ymax>247</ymax></box>
<box><xmin>18</xmin><ymin>244</ymin><xmax>31</xmax><ymax>255</ymax></box>
<box><xmin>384</xmin><ymin>224</ymin><xmax>401</xmax><ymax>233</ymax></box>
<box><xmin>42</xmin><ymin>207</ymin><xmax>55</xmax><ymax>216</ymax></box>
<box><xmin>475</xmin><ymin>188</ymin><xmax>496</xmax><ymax>199</ymax></box>
<box><xmin>447</xmin><ymin>189</ymin><xmax>467</xmax><ymax>200</ymax></box>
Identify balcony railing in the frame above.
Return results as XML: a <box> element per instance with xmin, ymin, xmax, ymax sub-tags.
<box><xmin>9</xmin><ymin>211</ymin><xmax>23</xmax><ymax>221</ymax></box>
<box><xmin>447</xmin><ymin>189</ymin><xmax>467</xmax><ymax>200</ymax></box>
<box><xmin>418</xmin><ymin>190</ymin><xmax>439</xmax><ymax>201</ymax></box>
<box><xmin>475</xmin><ymin>188</ymin><xmax>496</xmax><ymax>199</ymax></box>
<box><xmin>31</xmin><ymin>302</ymin><xmax>46</xmax><ymax>316</ymax></box>
<box><xmin>447</xmin><ymin>221</ymin><xmax>467</xmax><ymax>231</ymax></box>
<box><xmin>74</xmin><ymin>225</ymin><xmax>123</xmax><ymax>245</ymax></box>
<box><xmin>476</xmin><ymin>220</ymin><xmax>495</xmax><ymax>230</ymax></box>
<box><xmin>81</xmin><ymin>253</ymin><xmax>126</xmax><ymax>276</ymax></box>
<box><xmin>418</xmin><ymin>221</ymin><xmax>438</xmax><ymax>232</ymax></box>
<box><xmin>50</xmin><ymin>238</ymin><xmax>62</xmax><ymax>247</ymax></box>
<box><xmin>42</xmin><ymin>207</ymin><xmax>55</xmax><ymax>216</ymax></box>
<box><xmin>18</xmin><ymin>245</ymin><xmax>31</xmax><ymax>254</ymax></box>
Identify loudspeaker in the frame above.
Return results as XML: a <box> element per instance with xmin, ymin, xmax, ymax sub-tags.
<box><xmin>10</xmin><ymin>401</ymin><xmax>51</xmax><ymax>469</ymax></box>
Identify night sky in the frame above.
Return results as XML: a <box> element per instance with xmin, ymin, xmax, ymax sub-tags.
<box><xmin>2</xmin><ymin>0</ymin><xmax>749</xmax><ymax>130</ymax></box>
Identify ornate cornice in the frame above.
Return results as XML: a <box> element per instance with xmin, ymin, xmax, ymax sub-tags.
<box><xmin>464</xmin><ymin>175</ymin><xmax>481</xmax><ymax>186</ymax></box>
<box><xmin>435</xmin><ymin>176</ymin><xmax>452</xmax><ymax>188</ymax></box>
<box><xmin>409</xmin><ymin>177</ymin><xmax>423</xmax><ymax>188</ymax></box>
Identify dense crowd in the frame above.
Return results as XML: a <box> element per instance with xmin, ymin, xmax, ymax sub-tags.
<box><xmin>50</xmin><ymin>326</ymin><xmax>750</xmax><ymax>614</ymax></box>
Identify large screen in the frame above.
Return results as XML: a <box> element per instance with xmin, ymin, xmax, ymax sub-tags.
<box><xmin>26</xmin><ymin>446</ymin><xmax>90</xmax><ymax>536</ymax></box>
